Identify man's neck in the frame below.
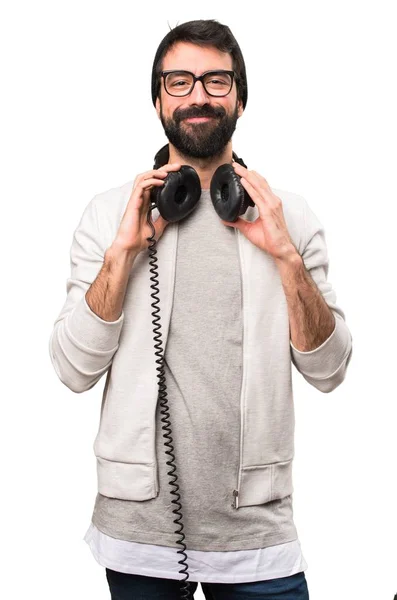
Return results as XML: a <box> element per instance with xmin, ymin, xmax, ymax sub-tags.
<box><xmin>168</xmin><ymin>143</ymin><xmax>234</xmax><ymax>190</ymax></box>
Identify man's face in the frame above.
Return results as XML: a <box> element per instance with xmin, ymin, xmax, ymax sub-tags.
<box><xmin>155</xmin><ymin>42</ymin><xmax>244</xmax><ymax>160</ymax></box>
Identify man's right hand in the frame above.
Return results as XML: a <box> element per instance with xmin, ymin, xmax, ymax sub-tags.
<box><xmin>112</xmin><ymin>162</ymin><xmax>181</xmax><ymax>256</ymax></box>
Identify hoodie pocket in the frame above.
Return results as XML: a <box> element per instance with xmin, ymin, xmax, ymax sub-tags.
<box><xmin>237</xmin><ymin>458</ymin><xmax>294</xmax><ymax>507</ymax></box>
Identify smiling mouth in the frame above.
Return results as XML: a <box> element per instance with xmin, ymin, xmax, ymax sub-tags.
<box><xmin>184</xmin><ymin>117</ymin><xmax>215</xmax><ymax>123</ymax></box>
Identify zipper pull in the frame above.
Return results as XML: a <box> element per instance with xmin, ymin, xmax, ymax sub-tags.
<box><xmin>231</xmin><ymin>489</ymin><xmax>239</xmax><ymax>509</ymax></box>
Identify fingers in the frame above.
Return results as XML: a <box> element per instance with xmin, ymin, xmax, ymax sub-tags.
<box><xmin>129</xmin><ymin>163</ymin><xmax>182</xmax><ymax>218</ymax></box>
<box><xmin>137</xmin><ymin>177</ymin><xmax>167</xmax><ymax>189</ymax></box>
<box><xmin>134</xmin><ymin>163</ymin><xmax>181</xmax><ymax>188</ymax></box>
<box><xmin>158</xmin><ymin>162</ymin><xmax>182</xmax><ymax>171</ymax></box>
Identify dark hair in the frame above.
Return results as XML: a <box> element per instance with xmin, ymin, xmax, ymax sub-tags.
<box><xmin>151</xmin><ymin>19</ymin><xmax>248</xmax><ymax>110</ymax></box>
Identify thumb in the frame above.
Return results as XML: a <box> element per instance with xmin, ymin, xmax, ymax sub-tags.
<box><xmin>221</xmin><ymin>217</ymin><xmax>245</xmax><ymax>231</ymax></box>
<box><xmin>153</xmin><ymin>215</ymin><xmax>170</xmax><ymax>240</ymax></box>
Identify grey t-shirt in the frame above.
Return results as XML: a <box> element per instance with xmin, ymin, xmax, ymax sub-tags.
<box><xmin>91</xmin><ymin>189</ymin><xmax>298</xmax><ymax>551</ymax></box>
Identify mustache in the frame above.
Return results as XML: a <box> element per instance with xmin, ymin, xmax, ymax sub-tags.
<box><xmin>174</xmin><ymin>105</ymin><xmax>225</xmax><ymax>123</ymax></box>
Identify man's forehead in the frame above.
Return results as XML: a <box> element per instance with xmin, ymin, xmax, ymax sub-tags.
<box><xmin>162</xmin><ymin>42</ymin><xmax>233</xmax><ymax>72</ymax></box>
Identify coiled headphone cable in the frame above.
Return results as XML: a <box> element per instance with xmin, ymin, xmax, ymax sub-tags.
<box><xmin>146</xmin><ymin>204</ymin><xmax>193</xmax><ymax>600</ymax></box>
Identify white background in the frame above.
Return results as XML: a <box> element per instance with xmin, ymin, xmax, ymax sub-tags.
<box><xmin>2</xmin><ymin>1</ymin><xmax>396</xmax><ymax>599</ymax></box>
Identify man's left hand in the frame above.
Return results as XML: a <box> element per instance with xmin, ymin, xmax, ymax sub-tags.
<box><xmin>222</xmin><ymin>162</ymin><xmax>299</xmax><ymax>262</ymax></box>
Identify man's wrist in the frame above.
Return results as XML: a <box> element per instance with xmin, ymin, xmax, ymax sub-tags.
<box><xmin>275</xmin><ymin>246</ymin><xmax>303</xmax><ymax>269</ymax></box>
<box><xmin>106</xmin><ymin>242</ymin><xmax>139</xmax><ymax>269</ymax></box>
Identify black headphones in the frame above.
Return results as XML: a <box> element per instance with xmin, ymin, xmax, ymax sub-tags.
<box><xmin>150</xmin><ymin>143</ymin><xmax>255</xmax><ymax>223</ymax></box>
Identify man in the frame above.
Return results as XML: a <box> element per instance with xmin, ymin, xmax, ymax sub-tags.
<box><xmin>49</xmin><ymin>19</ymin><xmax>353</xmax><ymax>600</ymax></box>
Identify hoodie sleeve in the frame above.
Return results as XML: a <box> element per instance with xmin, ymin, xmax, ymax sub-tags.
<box><xmin>48</xmin><ymin>196</ymin><xmax>124</xmax><ymax>393</ymax></box>
<box><xmin>290</xmin><ymin>197</ymin><xmax>353</xmax><ymax>393</ymax></box>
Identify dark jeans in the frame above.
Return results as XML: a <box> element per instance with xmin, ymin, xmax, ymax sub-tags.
<box><xmin>105</xmin><ymin>568</ymin><xmax>309</xmax><ymax>599</ymax></box>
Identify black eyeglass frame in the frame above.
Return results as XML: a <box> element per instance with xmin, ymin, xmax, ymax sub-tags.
<box><xmin>160</xmin><ymin>69</ymin><xmax>237</xmax><ymax>98</ymax></box>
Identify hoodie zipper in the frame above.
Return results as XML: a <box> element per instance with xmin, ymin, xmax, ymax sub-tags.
<box><xmin>232</xmin><ymin>228</ymin><xmax>244</xmax><ymax>510</ymax></box>
<box><xmin>232</xmin><ymin>489</ymin><xmax>239</xmax><ymax>509</ymax></box>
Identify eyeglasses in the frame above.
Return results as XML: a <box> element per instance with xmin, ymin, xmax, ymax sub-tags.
<box><xmin>161</xmin><ymin>70</ymin><xmax>236</xmax><ymax>98</ymax></box>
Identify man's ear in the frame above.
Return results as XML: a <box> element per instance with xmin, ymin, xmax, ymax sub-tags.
<box><xmin>155</xmin><ymin>97</ymin><xmax>161</xmax><ymax>119</ymax></box>
<box><xmin>237</xmin><ymin>98</ymin><xmax>244</xmax><ymax>118</ymax></box>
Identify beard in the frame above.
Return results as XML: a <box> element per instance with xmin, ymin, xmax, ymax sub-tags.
<box><xmin>159</xmin><ymin>99</ymin><xmax>239</xmax><ymax>160</ymax></box>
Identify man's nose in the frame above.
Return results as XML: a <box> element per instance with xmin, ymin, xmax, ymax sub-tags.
<box><xmin>188</xmin><ymin>80</ymin><xmax>211</xmax><ymax>104</ymax></box>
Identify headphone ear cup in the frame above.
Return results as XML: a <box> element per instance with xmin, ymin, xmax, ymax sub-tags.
<box><xmin>151</xmin><ymin>165</ymin><xmax>201</xmax><ymax>223</ymax></box>
<box><xmin>210</xmin><ymin>164</ymin><xmax>254</xmax><ymax>222</ymax></box>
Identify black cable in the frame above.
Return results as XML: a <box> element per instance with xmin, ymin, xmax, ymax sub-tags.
<box><xmin>146</xmin><ymin>204</ymin><xmax>193</xmax><ymax>600</ymax></box>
